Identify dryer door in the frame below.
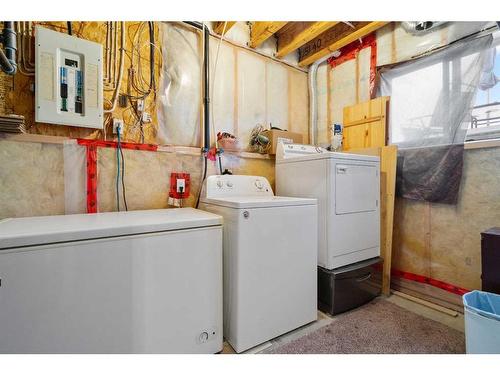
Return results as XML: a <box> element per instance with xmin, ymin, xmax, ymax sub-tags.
<box><xmin>335</xmin><ymin>164</ymin><xmax>378</xmax><ymax>215</ymax></box>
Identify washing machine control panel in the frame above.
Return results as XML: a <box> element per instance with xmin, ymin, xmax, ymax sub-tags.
<box><xmin>203</xmin><ymin>175</ymin><xmax>274</xmax><ymax>198</ymax></box>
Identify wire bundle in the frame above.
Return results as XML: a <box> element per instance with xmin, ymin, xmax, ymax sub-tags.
<box><xmin>124</xmin><ymin>21</ymin><xmax>159</xmax><ymax>143</ymax></box>
<box><xmin>115</xmin><ymin>128</ymin><xmax>128</xmax><ymax>211</ymax></box>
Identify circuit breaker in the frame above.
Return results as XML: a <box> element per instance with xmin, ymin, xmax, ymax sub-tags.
<box><xmin>35</xmin><ymin>26</ymin><xmax>103</xmax><ymax>129</ymax></box>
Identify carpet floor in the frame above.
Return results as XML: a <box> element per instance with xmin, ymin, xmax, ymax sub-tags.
<box><xmin>267</xmin><ymin>299</ymin><xmax>465</xmax><ymax>354</ymax></box>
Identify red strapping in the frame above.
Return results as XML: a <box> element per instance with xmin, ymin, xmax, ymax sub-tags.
<box><xmin>391</xmin><ymin>268</ymin><xmax>470</xmax><ymax>296</ymax></box>
<box><xmin>76</xmin><ymin>139</ymin><xmax>158</xmax><ymax>213</ymax></box>
<box><xmin>77</xmin><ymin>139</ymin><xmax>158</xmax><ymax>152</ymax></box>
<box><xmin>327</xmin><ymin>33</ymin><xmax>377</xmax><ymax>97</ymax></box>
<box><xmin>85</xmin><ymin>144</ymin><xmax>98</xmax><ymax>214</ymax></box>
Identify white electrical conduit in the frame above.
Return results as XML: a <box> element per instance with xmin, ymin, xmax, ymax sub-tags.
<box><xmin>308</xmin><ymin>50</ymin><xmax>339</xmax><ymax>145</ymax></box>
<box><xmin>26</xmin><ymin>23</ymin><xmax>35</xmax><ymax>69</ymax></box>
<box><xmin>13</xmin><ymin>22</ymin><xmax>34</xmax><ymax>76</ymax></box>
<box><xmin>103</xmin><ymin>22</ymin><xmax>111</xmax><ymax>82</ymax></box>
<box><xmin>309</xmin><ymin>21</ymin><xmax>365</xmax><ymax>145</ymax></box>
<box><xmin>104</xmin><ymin>21</ymin><xmax>125</xmax><ymax>113</ymax></box>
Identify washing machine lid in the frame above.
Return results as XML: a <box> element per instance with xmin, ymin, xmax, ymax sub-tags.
<box><xmin>0</xmin><ymin>208</ymin><xmax>222</xmax><ymax>250</ymax></box>
<box><xmin>201</xmin><ymin>195</ymin><xmax>317</xmax><ymax>209</ymax></box>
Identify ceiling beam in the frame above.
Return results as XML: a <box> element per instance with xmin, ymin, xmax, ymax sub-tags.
<box><xmin>275</xmin><ymin>22</ymin><xmax>339</xmax><ymax>58</ymax></box>
<box><xmin>213</xmin><ymin>22</ymin><xmax>236</xmax><ymax>35</ymax></box>
<box><xmin>249</xmin><ymin>22</ymin><xmax>288</xmax><ymax>48</ymax></box>
<box><xmin>298</xmin><ymin>21</ymin><xmax>389</xmax><ymax>67</ymax></box>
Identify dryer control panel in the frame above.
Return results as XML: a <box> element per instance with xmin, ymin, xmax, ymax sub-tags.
<box><xmin>202</xmin><ymin>175</ymin><xmax>274</xmax><ymax>198</ymax></box>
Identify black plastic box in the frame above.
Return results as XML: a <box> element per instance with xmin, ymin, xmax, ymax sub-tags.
<box><xmin>318</xmin><ymin>257</ymin><xmax>383</xmax><ymax>315</ymax></box>
<box><xmin>481</xmin><ymin>227</ymin><xmax>500</xmax><ymax>293</ymax></box>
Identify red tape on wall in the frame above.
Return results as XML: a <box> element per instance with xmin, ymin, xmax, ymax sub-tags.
<box><xmin>391</xmin><ymin>268</ymin><xmax>470</xmax><ymax>296</ymax></box>
<box><xmin>85</xmin><ymin>144</ymin><xmax>98</xmax><ymax>214</ymax></box>
<box><xmin>77</xmin><ymin>139</ymin><xmax>158</xmax><ymax>213</ymax></box>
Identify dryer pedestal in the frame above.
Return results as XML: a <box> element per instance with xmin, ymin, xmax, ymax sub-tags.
<box><xmin>318</xmin><ymin>257</ymin><xmax>383</xmax><ymax>315</ymax></box>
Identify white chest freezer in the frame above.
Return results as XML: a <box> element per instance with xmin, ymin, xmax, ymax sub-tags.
<box><xmin>199</xmin><ymin>175</ymin><xmax>318</xmax><ymax>353</ymax></box>
<box><xmin>0</xmin><ymin>208</ymin><xmax>223</xmax><ymax>353</ymax></box>
<box><xmin>276</xmin><ymin>143</ymin><xmax>380</xmax><ymax>270</ymax></box>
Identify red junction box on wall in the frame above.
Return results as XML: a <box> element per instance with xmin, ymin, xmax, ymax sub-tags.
<box><xmin>169</xmin><ymin>172</ymin><xmax>190</xmax><ymax>200</ymax></box>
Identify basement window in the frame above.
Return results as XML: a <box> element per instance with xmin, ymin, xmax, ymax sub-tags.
<box><xmin>380</xmin><ymin>33</ymin><xmax>499</xmax><ymax>147</ymax></box>
<box><xmin>466</xmin><ymin>45</ymin><xmax>500</xmax><ymax>141</ymax></box>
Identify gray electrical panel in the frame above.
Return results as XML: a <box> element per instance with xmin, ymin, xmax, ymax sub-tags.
<box><xmin>35</xmin><ymin>26</ymin><xmax>103</xmax><ymax>129</ymax></box>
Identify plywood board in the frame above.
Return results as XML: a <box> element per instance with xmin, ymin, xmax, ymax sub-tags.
<box><xmin>343</xmin><ymin>96</ymin><xmax>389</xmax><ymax>151</ymax></box>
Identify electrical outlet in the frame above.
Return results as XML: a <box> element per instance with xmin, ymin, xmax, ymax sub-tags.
<box><xmin>113</xmin><ymin>118</ymin><xmax>124</xmax><ymax>134</ymax></box>
<box><xmin>176</xmin><ymin>178</ymin><xmax>186</xmax><ymax>193</ymax></box>
<box><xmin>137</xmin><ymin>99</ymin><xmax>144</xmax><ymax>112</ymax></box>
<box><xmin>169</xmin><ymin>172</ymin><xmax>190</xmax><ymax>200</ymax></box>
<box><xmin>142</xmin><ymin>112</ymin><xmax>151</xmax><ymax>123</ymax></box>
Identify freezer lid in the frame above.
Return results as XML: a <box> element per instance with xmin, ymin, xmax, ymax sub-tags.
<box><xmin>201</xmin><ymin>195</ymin><xmax>317</xmax><ymax>209</ymax></box>
<box><xmin>0</xmin><ymin>208</ymin><xmax>222</xmax><ymax>249</ymax></box>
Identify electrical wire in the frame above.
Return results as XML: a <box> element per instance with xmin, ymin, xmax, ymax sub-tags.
<box><xmin>104</xmin><ymin>21</ymin><xmax>125</xmax><ymax>113</ymax></box>
<box><xmin>126</xmin><ymin>22</ymin><xmax>156</xmax><ymax>101</ymax></box>
<box><xmin>218</xmin><ymin>154</ymin><xmax>223</xmax><ymax>175</ymax></box>
<box><xmin>195</xmin><ymin>156</ymin><xmax>208</xmax><ymax>209</ymax></box>
<box><xmin>119</xmin><ymin>145</ymin><xmax>128</xmax><ymax>211</ymax></box>
<box><xmin>116</xmin><ymin>131</ymin><xmax>121</xmax><ymax>212</ymax></box>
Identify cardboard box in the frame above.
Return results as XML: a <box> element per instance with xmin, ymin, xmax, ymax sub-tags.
<box><xmin>262</xmin><ymin>130</ymin><xmax>303</xmax><ymax>155</ymax></box>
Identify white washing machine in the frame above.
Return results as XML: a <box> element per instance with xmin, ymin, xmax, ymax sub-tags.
<box><xmin>0</xmin><ymin>208</ymin><xmax>223</xmax><ymax>353</ymax></box>
<box><xmin>276</xmin><ymin>143</ymin><xmax>380</xmax><ymax>270</ymax></box>
<box><xmin>199</xmin><ymin>175</ymin><xmax>317</xmax><ymax>353</ymax></box>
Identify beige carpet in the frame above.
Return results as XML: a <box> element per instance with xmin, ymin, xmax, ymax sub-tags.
<box><xmin>267</xmin><ymin>299</ymin><xmax>465</xmax><ymax>354</ymax></box>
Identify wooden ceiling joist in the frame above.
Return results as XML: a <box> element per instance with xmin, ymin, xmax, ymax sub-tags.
<box><xmin>249</xmin><ymin>21</ymin><xmax>288</xmax><ymax>48</ymax></box>
<box><xmin>275</xmin><ymin>21</ymin><xmax>339</xmax><ymax>58</ymax></box>
<box><xmin>298</xmin><ymin>21</ymin><xmax>389</xmax><ymax>67</ymax></box>
<box><xmin>213</xmin><ymin>21</ymin><xmax>236</xmax><ymax>35</ymax></box>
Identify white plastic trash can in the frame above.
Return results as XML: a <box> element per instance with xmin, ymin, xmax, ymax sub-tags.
<box><xmin>463</xmin><ymin>290</ymin><xmax>500</xmax><ymax>354</ymax></box>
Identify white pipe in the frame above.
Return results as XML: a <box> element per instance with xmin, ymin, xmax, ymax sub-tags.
<box><xmin>104</xmin><ymin>21</ymin><xmax>125</xmax><ymax>113</ymax></box>
<box><xmin>308</xmin><ymin>50</ymin><xmax>340</xmax><ymax>145</ymax></box>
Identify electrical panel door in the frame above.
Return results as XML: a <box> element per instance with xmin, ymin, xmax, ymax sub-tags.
<box><xmin>35</xmin><ymin>26</ymin><xmax>103</xmax><ymax>129</ymax></box>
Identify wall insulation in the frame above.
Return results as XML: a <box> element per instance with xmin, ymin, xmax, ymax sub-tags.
<box><xmin>157</xmin><ymin>23</ymin><xmax>309</xmax><ymax>148</ymax></box>
<box><xmin>393</xmin><ymin>146</ymin><xmax>500</xmax><ymax>291</ymax></box>
<box><xmin>0</xmin><ymin>139</ymin><xmax>275</xmax><ymax>219</ymax></box>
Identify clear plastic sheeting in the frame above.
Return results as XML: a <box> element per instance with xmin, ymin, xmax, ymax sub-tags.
<box><xmin>479</xmin><ymin>46</ymin><xmax>500</xmax><ymax>90</ymax></box>
<box><xmin>156</xmin><ymin>22</ymin><xmax>309</xmax><ymax>150</ymax></box>
<box><xmin>376</xmin><ymin>22</ymin><xmax>493</xmax><ymax>66</ymax></box>
<box><xmin>380</xmin><ymin>35</ymin><xmax>492</xmax><ymax>147</ymax></box>
<box><xmin>157</xmin><ymin>23</ymin><xmax>201</xmax><ymax>147</ymax></box>
<box><xmin>380</xmin><ymin>35</ymin><xmax>493</xmax><ymax>204</ymax></box>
